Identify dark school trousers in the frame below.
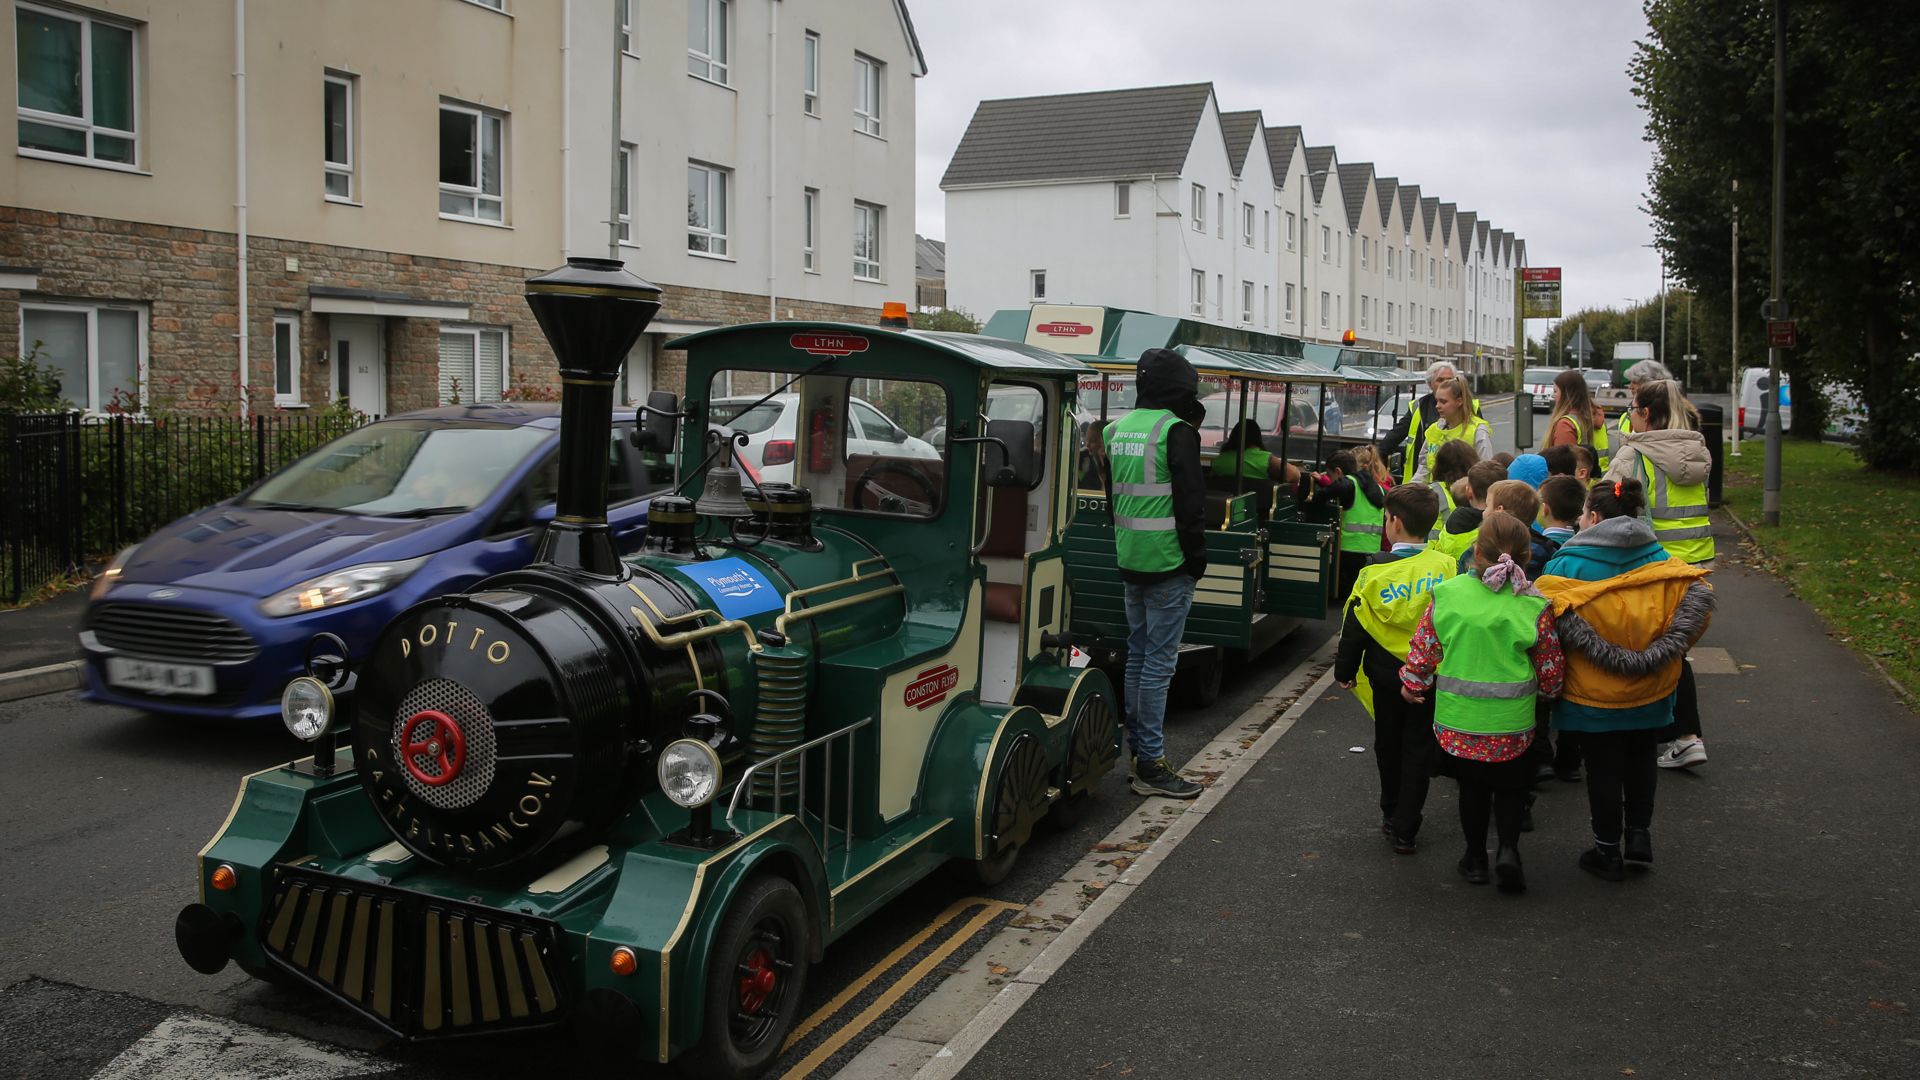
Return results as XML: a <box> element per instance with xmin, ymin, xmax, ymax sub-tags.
<box><xmin>1371</xmin><ymin>670</ymin><xmax>1436</xmax><ymax>838</ymax></box>
<box><xmin>1655</xmin><ymin>660</ymin><xmax>1702</xmax><ymax>742</ymax></box>
<box><xmin>1458</xmin><ymin>780</ymin><xmax>1529</xmax><ymax>854</ymax></box>
<box><xmin>1579</xmin><ymin>727</ymin><xmax>1660</xmax><ymax>844</ymax></box>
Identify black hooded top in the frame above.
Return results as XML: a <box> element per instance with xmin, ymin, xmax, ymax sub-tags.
<box><xmin>1122</xmin><ymin>348</ymin><xmax>1208</xmax><ymax>585</ymax></box>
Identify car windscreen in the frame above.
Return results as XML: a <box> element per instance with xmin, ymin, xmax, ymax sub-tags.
<box><xmin>242</xmin><ymin>421</ymin><xmax>551</xmax><ymax>515</ymax></box>
<box><xmin>1524</xmin><ymin>369</ymin><xmax>1560</xmax><ymax>383</ymax></box>
<box><xmin>1580</xmin><ymin>370</ymin><xmax>1609</xmax><ymax>385</ymax></box>
<box><xmin>710</xmin><ymin>399</ymin><xmax>784</xmax><ymax>434</ymax></box>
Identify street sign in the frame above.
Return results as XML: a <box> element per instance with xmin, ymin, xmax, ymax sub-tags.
<box><xmin>1566</xmin><ymin>324</ymin><xmax>1595</xmax><ymax>362</ymax></box>
<box><xmin>1766</xmin><ymin>320</ymin><xmax>1797</xmax><ymax>348</ymax></box>
<box><xmin>1521</xmin><ymin>268</ymin><xmax>1562</xmax><ymax>318</ymax></box>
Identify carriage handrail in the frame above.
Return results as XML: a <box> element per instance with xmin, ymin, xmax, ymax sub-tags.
<box><xmin>725</xmin><ymin>716</ymin><xmax>872</xmax><ymax>853</ymax></box>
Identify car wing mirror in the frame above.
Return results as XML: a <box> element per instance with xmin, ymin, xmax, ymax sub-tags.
<box><xmin>532</xmin><ymin>502</ymin><xmax>557</xmax><ymax>525</ymax></box>
<box><xmin>633</xmin><ymin>391</ymin><xmax>682</xmax><ymax>454</ymax></box>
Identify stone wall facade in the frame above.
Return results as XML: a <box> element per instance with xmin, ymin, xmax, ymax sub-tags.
<box><xmin>1</xmin><ymin>207</ymin><xmax>886</xmax><ymax>415</ymax></box>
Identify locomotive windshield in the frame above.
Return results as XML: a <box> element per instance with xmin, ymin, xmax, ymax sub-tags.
<box><xmin>242</xmin><ymin>420</ymin><xmax>550</xmax><ymax>516</ymax></box>
<box><xmin>708</xmin><ymin>369</ymin><xmax>949</xmax><ymax>519</ymax></box>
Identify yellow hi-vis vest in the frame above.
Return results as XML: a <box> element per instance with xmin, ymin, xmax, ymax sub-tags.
<box><xmin>1420</xmin><ymin>414</ymin><xmax>1491</xmax><ymax>478</ymax></box>
<box><xmin>1637</xmin><ymin>456</ymin><xmax>1715</xmax><ymax>565</ymax></box>
<box><xmin>1399</xmin><ymin>396</ymin><xmax>1486</xmax><ymax>482</ymax></box>
<box><xmin>1424</xmin><ymin>481</ymin><xmax>1456</xmax><ymax>544</ymax></box>
<box><xmin>1345</xmin><ymin>547</ymin><xmax>1458</xmax><ymax>717</ymax></box>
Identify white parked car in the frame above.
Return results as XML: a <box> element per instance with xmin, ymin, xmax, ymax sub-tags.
<box><xmin>1736</xmin><ymin>367</ymin><xmax>1793</xmax><ymax>436</ymax></box>
<box><xmin>708</xmin><ymin>393</ymin><xmax>940</xmax><ymax>485</ymax></box>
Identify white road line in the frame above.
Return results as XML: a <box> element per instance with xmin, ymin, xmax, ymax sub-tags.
<box><xmin>90</xmin><ymin>1012</ymin><xmax>389</xmax><ymax>1080</ymax></box>
<box><xmin>828</xmin><ymin>636</ymin><xmax>1339</xmax><ymax>1080</ymax></box>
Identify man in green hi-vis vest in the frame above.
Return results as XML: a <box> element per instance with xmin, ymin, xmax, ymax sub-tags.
<box><xmin>1108</xmin><ymin>348</ymin><xmax>1206</xmax><ymax>800</ymax></box>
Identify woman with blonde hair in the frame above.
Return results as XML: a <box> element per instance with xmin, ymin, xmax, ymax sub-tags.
<box><xmin>1352</xmin><ymin>444</ymin><xmax>1394</xmax><ymax>489</ymax></box>
<box><xmin>1410</xmin><ymin>376</ymin><xmax>1494</xmax><ymax>483</ymax></box>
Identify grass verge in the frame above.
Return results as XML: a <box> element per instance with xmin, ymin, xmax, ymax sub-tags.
<box><xmin>1720</xmin><ymin>438</ymin><xmax>1920</xmax><ymax>696</ymax></box>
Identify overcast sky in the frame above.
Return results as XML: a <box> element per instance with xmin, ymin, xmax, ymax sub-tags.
<box><xmin>910</xmin><ymin>1</ymin><xmax>1661</xmax><ymax>322</ymax></box>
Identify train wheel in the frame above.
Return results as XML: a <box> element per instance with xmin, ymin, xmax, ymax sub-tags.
<box><xmin>681</xmin><ymin>875</ymin><xmax>810</xmax><ymax>1080</ymax></box>
<box><xmin>1173</xmin><ymin>650</ymin><xmax>1223</xmax><ymax>709</ymax></box>
<box><xmin>975</xmin><ymin>733</ymin><xmax>1049</xmax><ymax>886</ymax></box>
<box><xmin>1047</xmin><ymin>695</ymin><xmax>1118</xmax><ymax>830</ymax></box>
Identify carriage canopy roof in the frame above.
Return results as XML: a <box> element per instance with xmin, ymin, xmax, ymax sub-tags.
<box><xmin>666</xmin><ymin>321</ymin><xmax>1098</xmax><ymax>378</ymax></box>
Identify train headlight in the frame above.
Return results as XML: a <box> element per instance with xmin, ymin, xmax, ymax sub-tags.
<box><xmin>281</xmin><ymin>677</ymin><xmax>335</xmax><ymax>741</ymax></box>
<box><xmin>658</xmin><ymin>739</ymin><xmax>721</xmax><ymax>808</ymax></box>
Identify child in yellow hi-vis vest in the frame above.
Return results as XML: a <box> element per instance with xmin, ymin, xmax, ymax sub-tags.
<box><xmin>1400</xmin><ymin>513</ymin><xmax>1565</xmax><ymax>894</ymax></box>
<box><xmin>1334</xmin><ymin>484</ymin><xmax>1455</xmax><ymax>852</ymax></box>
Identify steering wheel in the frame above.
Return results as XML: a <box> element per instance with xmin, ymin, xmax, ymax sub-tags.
<box><xmin>855</xmin><ymin>460</ymin><xmax>937</xmax><ymax>515</ymax></box>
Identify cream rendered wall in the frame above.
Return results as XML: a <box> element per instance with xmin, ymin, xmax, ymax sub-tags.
<box><xmin>1230</xmin><ymin>123</ymin><xmax>1279</xmax><ymax>333</ymax></box>
<box><xmin>942</xmin><ymin>180</ymin><xmax>1161</xmax><ymax>318</ymax></box>
<box><xmin>1173</xmin><ymin>94</ymin><xmax>1240</xmax><ymax>327</ymax></box>
<box><xmin>1</xmin><ymin>0</ymin><xmax>564</xmax><ymax>269</ymax></box>
<box><xmin>580</xmin><ymin>0</ymin><xmax>918</xmax><ymax>312</ymax></box>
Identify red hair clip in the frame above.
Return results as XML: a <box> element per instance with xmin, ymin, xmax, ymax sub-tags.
<box><xmin>1613</xmin><ymin>480</ymin><xmax>1622</xmax><ymax>497</ymax></box>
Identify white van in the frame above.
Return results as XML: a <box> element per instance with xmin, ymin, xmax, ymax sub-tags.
<box><xmin>1737</xmin><ymin>367</ymin><xmax>1792</xmax><ymax>435</ymax></box>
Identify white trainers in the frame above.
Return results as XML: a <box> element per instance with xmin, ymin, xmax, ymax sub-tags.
<box><xmin>1657</xmin><ymin>738</ymin><xmax>1707</xmax><ymax>769</ymax></box>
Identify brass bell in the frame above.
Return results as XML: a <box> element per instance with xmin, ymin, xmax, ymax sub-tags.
<box><xmin>694</xmin><ymin>465</ymin><xmax>754</xmax><ymax>518</ymax></box>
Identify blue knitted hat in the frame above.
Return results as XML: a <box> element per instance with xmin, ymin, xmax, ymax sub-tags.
<box><xmin>1508</xmin><ymin>453</ymin><xmax>1549</xmax><ymax>489</ymax></box>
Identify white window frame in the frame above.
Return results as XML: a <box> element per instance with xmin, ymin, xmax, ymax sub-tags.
<box><xmin>619</xmin><ymin>0</ymin><xmax>634</xmax><ymax>55</ymax></box>
<box><xmin>273</xmin><ymin>315</ymin><xmax>301</xmax><ymax>405</ymax></box>
<box><xmin>323</xmin><ymin>73</ymin><xmax>354</xmax><ymax>202</ymax></box>
<box><xmin>1320</xmin><ymin>224</ymin><xmax>1331</xmax><ymax>263</ymax></box>
<box><xmin>1114</xmin><ymin>181</ymin><xmax>1131</xmax><ymax>218</ymax></box>
<box><xmin>1216</xmin><ymin>193</ymin><xmax>1224</xmax><ymax>239</ymax></box>
<box><xmin>15</xmin><ymin>2</ymin><xmax>140</xmax><ymax>170</ymax></box>
<box><xmin>803</xmin><ymin>31</ymin><xmax>819</xmax><ymax>114</ymax></box>
<box><xmin>1191</xmin><ymin>184</ymin><xmax>1205</xmax><ymax>232</ymax></box>
<box><xmin>18</xmin><ymin>299</ymin><xmax>147</xmax><ymax>413</ymax></box>
<box><xmin>1031</xmin><ymin>270</ymin><xmax>1047</xmax><ymax>302</ymax></box>
<box><xmin>1385</xmin><ymin>244</ymin><xmax>1394</xmax><ymax>278</ymax></box>
<box><xmin>437</xmin><ymin>325</ymin><xmax>509</xmax><ymax>405</ymax></box>
<box><xmin>687</xmin><ymin>161</ymin><xmax>731</xmax><ymax>257</ymax></box>
<box><xmin>1242</xmin><ymin>203</ymin><xmax>1255</xmax><ymax>247</ymax></box>
<box><xmin>1262</xmin><ymin>285</ymin><xmax>1270</xmax><ymax>326</ymax></box>
<box><xmin>1360</xmin><ymin>295</ymin><xmax>1369</xmax><ymax>332</ymax></box>
<box><xmin>1189</xmin><ymin>269</ymin><xmax>1205</xmax><ymax>316</ymax></box>
<box><xmin>853</xmin><ymin>201</ymin><xmax>882</xmax><ymax>280</ymax></box>
<box><xmin>1286</xmin><ymin>211</ymin><xmax>1296</xmax><ymax>251</ymax></box>
<box><xmin>438</xmin><ymin>102</ymin><xmax>505</xmax><ymax>223</ymax></box>
<box><xmin>1320</xmin><ymin>291</ymin><xmax>1330</xmax><ymax>330</ymax></box>
<box><xmin>688</xmin><ymin>0</ymin><xmax>730</xmax><ymax>84</ymax></box>
<box><xmin>1239</xmin><ymin>280</ymin><xmax>1253</xmax><ymax>324</ymax></box>
<box><xmin>618</xmin><ymin>143</ymin><xmax>636</xmax><ymax>243</ymax></box>
<box><xmin>802</xmin><ymin>187</ymin><xmax>818</xmax><ymax>271</ymax></box>
<box><xmin>1263</xmin><ymin>209</ymin><xmax>1270</xmax><ymax>252</ymax></box>
<box><xmin>1215</xmin><ymin>273</ymin><xmax>1223</xmax><ymax>318</ymax></box>
<box><xmin>1284</xmin><ymin>283</ymin><xmax>1295</xmax><ymax>323</ymax></box>
<box><xmin>1360</xmin><ymin>235</ymin><xmax>1370</xmax><ymax>269</ymax></box>
<box><xmin>853</xmin><ymin>53</ymin><xmax>883</xmax><ymax>137</ymax></box>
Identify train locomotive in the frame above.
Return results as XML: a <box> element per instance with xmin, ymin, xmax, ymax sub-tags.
<box><xmin>176</xmin><ymin>259</ymin><xmax>1120</xmax><ymax>1078</ymax></box>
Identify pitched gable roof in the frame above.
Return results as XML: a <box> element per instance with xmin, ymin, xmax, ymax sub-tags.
<box><xmin>1456</xmin><ymin>211</ymin><xmax>1477</xmax><ymax>259</ymax></box>
<box><xmin>1338</xmin><ymin>162</ymin><xmax>1374</xmax><ymax>231</ymax></box>
<box><xmin>1399</xmin><ymin>185</ymin><xmax>1420</xmax><ymax>234</ymax></box>
<box><xmin>1439</xmin><ymin>203</ymin><xmax>1457</xmax><ymax>249</ymax></box>
<box><xmin>1476</xmin><ymin>219</ymin><xmax>1490</xmax><ymax>257</ymax></box>
<box><xmin>893</xmin><ymin>1</ymin><xmax>928</xmax><ymax>76</ymax></box>
<box><xmin>1219</xmin><ymin>110</ymin><xmax>1260</xmax><ymax>176</ymax></box>
<box><xmin>940</xmin><ymin>83</ymin><xmax>1214</xmax><ymax>189</ymax></box>
<box><xmin>1374</xmin><ymin>176</ymin><xmax>1398</xmax><ymax>228</ymax></box>
<box><xmin>1305</xmin><ymin>146</ymin><xmax>1336</xmax><ymax>200</ymax></box>
<box><xmin>1266</xmin><ymin>125</ymin><xmax>1301</xmax><ymax>185</ymax></box>
<box><xmin>1421</xmin><ymin>196</ymin><xmax>1439</xmax><ymax>239</ymax></box>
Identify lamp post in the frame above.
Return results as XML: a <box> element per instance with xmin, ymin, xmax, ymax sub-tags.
<box><xmin>1764</xmin><ymin>0</ymin><xmax>1785</xmax><ymax>526</ymax></box>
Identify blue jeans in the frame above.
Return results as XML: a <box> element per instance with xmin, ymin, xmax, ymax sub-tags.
<box><xmin>1123</xmin><ymin>574</ymin><xmax>1196</xmax><ymax>763</ymax></box>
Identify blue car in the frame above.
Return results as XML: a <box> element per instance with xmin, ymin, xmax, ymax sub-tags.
<box><xmin>79</xmin><ymin>402</ymin><xmax>669</xmax><ymax>722</ymax></box>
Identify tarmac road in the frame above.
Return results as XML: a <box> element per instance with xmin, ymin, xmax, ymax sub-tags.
<box><xmin>0</xmin><ymin>610</ymin><xmax>1334</xmax><ymax>1080</ymax></box>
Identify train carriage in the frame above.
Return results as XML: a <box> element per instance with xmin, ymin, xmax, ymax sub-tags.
<box><xmin>177</xmin><ymin>261</ymin><xmax>1124</xmax><ymax>1078</ymax></box>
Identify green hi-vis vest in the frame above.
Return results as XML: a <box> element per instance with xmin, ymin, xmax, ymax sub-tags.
<box><xmin>1212</xmin><ymin>446</ymin><xmax>1271</xmax><ymax>480</ymax></box>
<box><xmin>1434</xmin><ymin>522</ymin><xmax>1479</xmax><ymax>563</ymax></box>
<box><xmin>1637</xmin><ymin>455</ymin><xmax>1714</xmax><ymax>564</ymax></box>
<box><xmin>1109</xmin><ymin>408</ymin><xmax>1187</xmax><ymax>573</ymax></box>
<box><xmin>1341</xmin><ymin>482</ymin><xmax>1385</xmax><ymax>553</ymax></box>
<box><xmin>1350</xmin><ymin>548</ymin><xmax>1458</xmax><ymax>660</ymax></box>
<box><xmin>1424</xmin><ymin>481</ymin><xmax>1457</xmax><ymax>544</ymax></box>
<box><xmin>1420</xmin><ymin>414</ymin><xmax>1491</xmax><ymax>477</ymax></box>
<box><xmin>1428</xmin><ymin>574</ymin><xmax>1548</xmax><ymax>736</ymax></box>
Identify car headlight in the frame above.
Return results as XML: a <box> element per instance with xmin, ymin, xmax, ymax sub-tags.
<box><xmin>281</xmin><ymin>676</ymin><xmax>335</xmax><ymax>741</ymax></box>
<box><xmin>91</xmin><ymin>544</ymin><xmax>140</xmax><ymax>600</ymax></box>
<box><xmin>256</xmin><ymin>556</ymin><xmax>428</xmax><ymax>618</ymax></box>
<box><xmin>657</xmin><ymin>739</ymin><xmax>722</xmax><ymax>808</ymax></box>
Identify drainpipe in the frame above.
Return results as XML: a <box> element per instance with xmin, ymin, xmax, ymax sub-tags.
<box><xmin>234</xmin><ymin>0</ymin><xmax>248</xmax><ymax>416</ymax></box>
<box><xmin>767</xmin><ymin>0</ymin><xmax>778</xmax><ymax>320</ymax></box>
<box><xmin>606</xmin><ymin>0</ymin><xmax>623</xmax><ymax>261</ymax></box>
<box><xmin>560</xmin><ymin>0</ymin><xmax>570</xmax><ymax>260</ymax></box>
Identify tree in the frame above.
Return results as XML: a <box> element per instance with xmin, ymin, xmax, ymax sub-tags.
<box><xmin>1635</xmin><ymin>0</ymin><xmax>1920</xmax><ymax>467</ymax></box>
<box><xmin>910</xmin><ymin>306</ymin><xmax>982</xmax><ymax>334</ymax></box>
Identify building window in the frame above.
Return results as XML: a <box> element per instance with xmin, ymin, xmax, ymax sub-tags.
<box><xmin>20</xmin><ymin>301</ymin><xmax>143</xmax><ymax>413</ymax></box>
<box><xmin>853</xmin><ymin>201</ymin><xmax>882</xmax><ymax>279</ymax></box>
<box><xmin>470</xmin><ymin>0</ymin><xmax>504</xmax><ymax>8</ymax></box>
<box><xmin>1360</xmin><ymin>235</ymin><xmax>1370</xmax><ymax>269</ymax></box>
<box><xmin>618</xmin><ymin>144</ymin><xmax>635</xmax><ymax>242</ymax></box>
<box><xmin>802</xmin><ymin>187</ymin><xmax>817</xmax><ymax>271</ymax></box>
<box><xmin>1446</xmin><ymin>261</ymin><xmax>1454</xmax><ymax>288</ymax></box>
<box><xmin>1386</xmin><ymin>302</ymin><xmax>1395</xmax><ymax>335</ymax></box>
<box><xmin>1385</xmin><ymin>244</ymin><xmax>1395</xmax><ymax>277</ymax></box>
<box><xmin>1262</xmin><ymin>285</ymin><xmax>1270</xmax><ymax>326</ymax></box>
<box><xmin>1284</xmin><ymin>283</ymin><xmax>1295</xmax><ymax>323</ymax></box>
<box><xmin>1115</xmin><ymin>181</ymin><xmax>1131</xmax><ymax>218</ymax></box>
<box><xmin>1428</xmin><ymin>308</ymin><xmax>1435</xmax><ymax>337</ymax></box>
<box><xmin>1320</xmin><ymin>225</ymin><xmax>1330</xmax><ymax>263</ymax></box>
<box><xmin>1031</xmin><ymin>270</ymin><xmax>1047</xmax><ymax>301</ymax></box>
<box><xmin>687</xmin><ymin>162</ymin><xmax>731</xmax><ymax>255</ymax></box>
<box><xmin>15</xmin><ymin>4</ymin><xmax>137</xmax><ymax>166</ymax></box>
<box><xmin>688</xmin><ymin>0</ymin><xmax>729</xmax><ymax>84</ymax></box>
<box><xmin>854</xmin><ymin>53</ymin><xmax>883</xmax><ymax>137</ymax></box>
<box><xmin>323</xmin><ymin>74</ymin><xmax>354</xmax><ymax>200</ymax></box>
<box><xmin>1240</xmin><ymin>281</ymin><xmax>1253</xmax><ymax>324</ymax></box>
<box><xmin>1215</xmin><ymin>274</ymin><xmax>1223</xmax><ymax>318</ymax></box>
<box><xmin>1286</xmin><ymin>212</ymin><xmax>1296</xmax><ymax>251</ymax></box>
<box><xmin>1216</xmin><ymin>193</ymin><xmax>1224</xmax><ymax>239</ymax></box>
<box><xmin>1359</xmin><ymin>296</ymin><xmax>1369</xmax><ymax>331</ymax></box>
<box><xmin>438</xmin><ymin>103</ymin><xmax>504</xmax><ymax>221</ymax></box>
<box><xmin>1429</xmin><ymin>258</ymin><xmax>1436</xmax><ymax>286</ymax></box>
<box><xmin>1191</xmin><ymin>184</ymin><xmax>1205</xmax><ymax>232</ymax></box>
<box><xmin>803</xmin><ymin>31</ymin><xmax>819</xmax><ymax>114</ymax></box>
<box><xmin>1190</xmin><ymin>270</ymin><xmax>1205</xmax><ymax>316</ymax></box>
<box><xmin>1447</xmin><ymin>308</ymin><xmax>1455</xmax><ymax>335</ymax></box>
<box><xmin>1263</xmin><ymin>210</ymin><xmax>1270</xmax><ymax>252</ymax></box>
<box><xmin>438</xmin><ymin>326</ymin><xmax>507</xmax><ymax>405</ymax></box>
<box><xmin>1242</xmin><ymin>203</ymin><xmax>1255</xmax><ymax>247</ymax></box>
<box><xmin>273</xmin><ymin>316</ymin><xmax>300</xmax><ymax>405</ymax></box>
<box><xmin>1319</xmin><ymin>291</ymin><xmax>1330</xmax><ymax>330</ymax></box>
<box><xmin>618</xmin><ymin>0</ymin><xmax>632</xmax><ymax>53</ymax></box>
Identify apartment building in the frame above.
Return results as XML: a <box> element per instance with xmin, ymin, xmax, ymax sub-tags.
<box><xmin>0</xmin><ymin>0</ymin><xmax>922</xmax><ymax>416</ymax></box>
<box><xmin>942</xmin><ymin>83</ymin><xmax>1525</xmax><ymax>373</ymax></box>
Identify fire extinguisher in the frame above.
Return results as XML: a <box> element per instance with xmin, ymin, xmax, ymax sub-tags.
<box><xmin>808</xmin><ymin>401</ymin><xmax>836</xmax><ymax>473</ymax></box>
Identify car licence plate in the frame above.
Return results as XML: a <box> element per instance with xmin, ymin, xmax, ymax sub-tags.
<box><xmin>106</xmin><ymin>656</ymin><xmax>215</xmax><ymax>696</ymax></box>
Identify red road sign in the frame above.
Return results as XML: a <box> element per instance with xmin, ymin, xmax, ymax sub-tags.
<box><xmin>1521</xmin><ymin>268</ymin><xmax>1561</xmax><ymax>283</ymax></box>
<box><xmin>1766</xmin><ymin>320</ymin><xmax>1797</xmax><ymax>348</ymax></box>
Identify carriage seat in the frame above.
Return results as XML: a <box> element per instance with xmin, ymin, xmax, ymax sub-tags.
<box><xmin>978</xmin><ymin>485</ymin><xmax>1028</xmax><ymax>623</ymax></box>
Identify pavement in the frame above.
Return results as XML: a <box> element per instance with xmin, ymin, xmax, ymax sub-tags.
<box><xmin>0</xmin><ymin>587</ymin><xmax>84</xmax><ymax>673</ymax></box>
<box><xmin>947</xmin><ymin>513</ymin><xmax>1920</xmax><ymax>1079</ymax></box>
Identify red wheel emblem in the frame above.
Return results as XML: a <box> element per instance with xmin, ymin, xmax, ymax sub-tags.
<box><xmin>402</xmin><ymin>710</ymin><xmax>465</xmax><ymax>786</ymax></box>
<box><xmin>738</xmin><ymin>948</ymin><xmax>777</xmax><ymax>1014</ymax></box>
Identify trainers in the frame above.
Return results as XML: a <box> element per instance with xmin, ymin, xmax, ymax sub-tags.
<box><xmin>1657</xmin><ymin>738</ymin><xmax>1707</xmax><ymax>769</ymax></box>
<box><xmin>1130</xmin><ymin>757</ymin><xmax>1202</xmax><ymax>799</ymax></box>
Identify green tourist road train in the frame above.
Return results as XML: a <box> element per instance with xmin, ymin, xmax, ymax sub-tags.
<box><xmin>174</xmin><ymin>283</ymin><xmax>1405</xmax><ymax>1078</ymax></box>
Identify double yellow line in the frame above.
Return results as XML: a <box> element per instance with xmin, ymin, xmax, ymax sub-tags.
<box><xmin>775</xmin><ymin>897</ymin><xmax>1024</xmax><ymax>1080</ymax></box>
